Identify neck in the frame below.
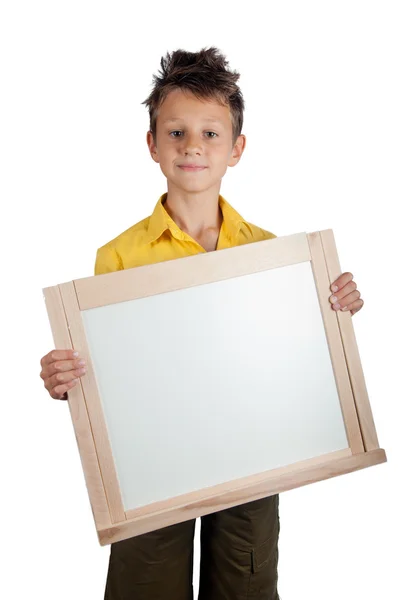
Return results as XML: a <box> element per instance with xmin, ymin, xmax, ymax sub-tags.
<box><xmin>162</xmin><ymin>184</ymin><xmax>223</xmax><ymax>238</ymax></box>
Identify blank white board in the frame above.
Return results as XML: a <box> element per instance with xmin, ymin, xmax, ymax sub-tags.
<box><xmin>43</xmin><ymin>230</ymin><xmax>387</xmax><ymax>544</ymax></box>
<box><xmin>81</xmin><ymin>260</ymin><xmax>349</xmax><ymax>512</ymax></box>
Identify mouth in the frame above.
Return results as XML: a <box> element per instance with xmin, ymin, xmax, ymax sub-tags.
<box><xmin>178</xmin><ymin>165</ymin><xmax>207</xmax><ymax>172</ymax></box>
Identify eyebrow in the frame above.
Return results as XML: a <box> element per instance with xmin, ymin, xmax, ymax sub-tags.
<box><xmin>162</xmin><ymin>117</ymin><xmax>224</xmax><ymax>125</ymax></box>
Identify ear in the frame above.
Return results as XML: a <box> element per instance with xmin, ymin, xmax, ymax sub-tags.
<box><xmin>228</xmin><ymin>134</ymin><xmax>246</xmax><ymax>168</ymax></box>
<box><xmin>146</xmin><ymin>130</ymin><xmax>160</xmax><ymax>164</ymax></box>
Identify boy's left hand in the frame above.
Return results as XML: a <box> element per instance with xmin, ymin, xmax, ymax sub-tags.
<box><xmin>329</xmin><ymin>272</ymin><xmax>364</xmax><ymax>316</ymax></box>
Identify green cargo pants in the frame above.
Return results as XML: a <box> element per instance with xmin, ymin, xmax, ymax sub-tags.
<box><xmin>104</xmin><ymin>493</ymin><xmax>280</xmax><ymax>600</ymax></box>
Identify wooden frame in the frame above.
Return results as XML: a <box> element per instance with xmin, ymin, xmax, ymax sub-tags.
<box><xmin>43</xmin><ymin>230</ymin><xmax>387</xmax><ymax>546</ymax></box>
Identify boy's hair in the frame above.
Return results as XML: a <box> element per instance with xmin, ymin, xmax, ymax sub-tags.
<box><xmin>141</xmin><ymin>46</ymin><xmax>244</xmax><ymax>147</ymax></box>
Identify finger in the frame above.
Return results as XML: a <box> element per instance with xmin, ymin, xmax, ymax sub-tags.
<box><xmin>41</xmin><ymin>349</ymin><xmax>79</xmax><ymax>369</ymax></box>
<box><xmin>330</xmin><ymin>272</ymin><xmax>354</xmax><ymax>293</ymax></box>
<box><xmin>341</xmin><ymin>298</ymin><xmax>364</xmax><ymax>315</ymax></box>
<box><xmin>350</xmin><ymin>299</ymin><xmax>364</xmax><ymax>315</ymax></box>
<box><xmin>340</xmin><ymin>279</ymin><xmax>357</xmax><ymax>297</ymax></box>
<box><xmin>48</xmin><ymin>365</ymin><xmax>87</xmax><ymax>393</ymax></box>
<box><xmin>44</xmin><ymin>357</ymin><xmax>86</xmax><ymax>380</ymax></box>
<box><xmin>329</xmin><ymin>281</ymin><xmax>357</xmax><ymax>305</ymax></box>
<box><xmin>50</xmin><ymin>378</ymin><xmax>80</xmax><ymax>400</ymax></box>
<box><xmin>332</xmin><ymin>290</ymin><xmax>361</xmax><ymax>310</ymax></box>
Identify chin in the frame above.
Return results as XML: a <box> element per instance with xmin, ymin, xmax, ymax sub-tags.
<box><xmin>168</xmin><ymin>176</ymin><xmax>208</xmax><ymax>192</ymax></box>
<box><xmin>180</xmin><ymin>185</ymin><xmax>207</xmax><ymax>193</ymax></box>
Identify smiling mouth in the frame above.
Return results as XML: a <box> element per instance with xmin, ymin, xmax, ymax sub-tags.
<box><xmin>178</xmin><ymin>165</ymin><xmax>207</xmax><ymax>171</ymax></box>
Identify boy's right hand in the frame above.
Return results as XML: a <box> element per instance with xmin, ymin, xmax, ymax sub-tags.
<box><xmin>40</xmin><ymin>349</ymin><xmax>87</xmax><ymax>400</ymax></box>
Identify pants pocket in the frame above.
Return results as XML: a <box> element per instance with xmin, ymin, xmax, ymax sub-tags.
<box><xmin>251</xmin><ymin>533</ymin><xmax>276</xmax><ymax>572</ymax></box>
<box><xmin>248</xmin><ymin>525</ymin><xmax>280</xmax><ymax>599</ymax></box>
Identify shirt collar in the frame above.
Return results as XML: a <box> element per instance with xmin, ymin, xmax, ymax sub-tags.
<box><xmin>144</xmin><ymin>192</ymin><xmax>245</xmax><ymax>245</ymax></box>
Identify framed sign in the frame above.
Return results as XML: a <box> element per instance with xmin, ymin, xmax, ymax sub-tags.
<box><xmin>43</xmin><ymin>229</ymin><xmax>387</xmax><ymax>546</ymax></box>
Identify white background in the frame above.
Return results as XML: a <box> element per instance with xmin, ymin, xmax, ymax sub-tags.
<box><xmin>1</xmin><ymin>1</ymin><xmax>396</xmax><ymax>598</ymax></box>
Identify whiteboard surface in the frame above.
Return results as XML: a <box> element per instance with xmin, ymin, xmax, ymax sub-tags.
<box><xmin>81</xmin><ymin>261</ymin><xmax>348</xmax><ymax>511</ymax></box>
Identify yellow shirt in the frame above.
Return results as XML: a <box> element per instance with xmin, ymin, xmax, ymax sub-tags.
<box><xmin>94</xmin><ymin>192</ymin><xmax>276</xmax><ymax>275</ymax></box>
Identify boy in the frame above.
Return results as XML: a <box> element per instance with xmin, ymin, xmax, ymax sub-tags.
<box><xmin>39</xmin><ymin>46</ymin><xmax>364</xmax><ymax>599</ymax></box>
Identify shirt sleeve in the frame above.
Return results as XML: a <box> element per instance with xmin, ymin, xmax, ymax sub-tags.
<box><xmin>94</xmin><ymin>245</ymin><xmax>123</xmax><ymax>275</ymax></box>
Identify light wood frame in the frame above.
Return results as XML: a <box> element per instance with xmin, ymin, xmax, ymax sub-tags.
<box><xmin>43</xmin><ymin>230</ymin><xmax>387</xmax><ymax>546</ymax></box>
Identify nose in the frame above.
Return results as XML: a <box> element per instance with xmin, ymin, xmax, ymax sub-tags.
<box><xmin>182</xmin><ymin>132</ymin><xmax>202</xmax><ymax>155</ymax></box>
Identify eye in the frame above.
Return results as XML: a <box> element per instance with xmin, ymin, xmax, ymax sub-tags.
<box><xmin>169</xmin><ymin>131</ymin><xmax>218</xmax><ymax>138</ymax></box>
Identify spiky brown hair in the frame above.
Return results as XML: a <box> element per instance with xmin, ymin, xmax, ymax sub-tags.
<box><xmin>141</xmin><ymin>46</ymin><xmax>244</xmax><ymax>147</ymax></box>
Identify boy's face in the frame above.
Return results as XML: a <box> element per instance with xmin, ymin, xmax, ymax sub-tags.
<box><xmin>147</xmin><ymin>88</ymin><xmax>246</xmax><ymax>193</ymax></box>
